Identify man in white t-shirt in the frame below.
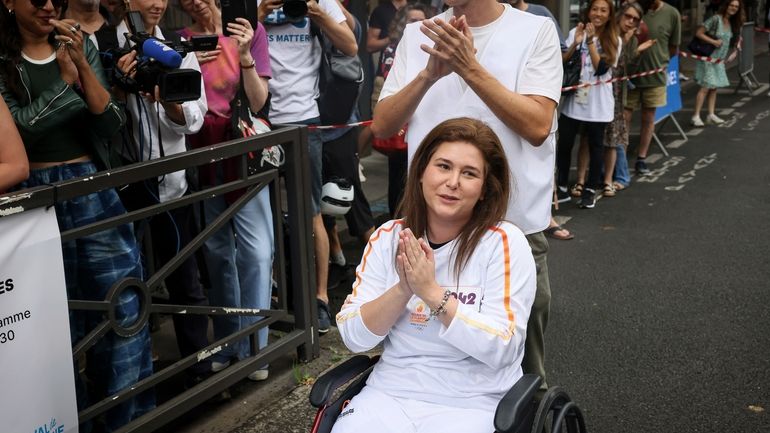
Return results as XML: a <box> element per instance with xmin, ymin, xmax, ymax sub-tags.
<box><xmin>371</xmin><ymin>0</ymin><xmax>562</xmax><ymax>389</ymax></box>
<box><xmin>257</xmin><ymin>0</ymin><xmax>357</xmax><ymax>334</ymax></box>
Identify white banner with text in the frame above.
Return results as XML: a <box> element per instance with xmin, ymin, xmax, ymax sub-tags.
<box><xmin>0</xmin><ymin>207</ymin><xmax>78</xmax><ymax>433</ymax></box>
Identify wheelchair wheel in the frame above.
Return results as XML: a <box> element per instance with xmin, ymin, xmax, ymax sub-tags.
<box><xmin>530</xmin><ymin>386</ymin><xmax>587</xmax><ymax>433</ymax></box>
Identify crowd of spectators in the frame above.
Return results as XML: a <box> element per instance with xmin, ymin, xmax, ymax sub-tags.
<box><xmin>0</xmin><ymin>0</ymin><xmax>762</xmax><ymax>430</ymax></box>
<box><xmin>0</xmin><ymin>0</ymin><xmax>358</xmax><ymax>429</ymax></box>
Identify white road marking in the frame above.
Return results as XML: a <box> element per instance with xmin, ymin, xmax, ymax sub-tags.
<box><xmin>666</xmin><ymin>139</ymin><xmax>687</xmax><ymax>149</ymax></box>
<box><xmin>687</xmin><ymin>128</ymin><xmax>704</xmax><ymax>136</ymax></box>
<box><xmin>646</xmin><ymin>154</ymin><xmax>663</xmax><ymax>164</ymax></box>
<box><xmin>664</xmin><ymin>153</ymin><xmax>718</xmax><ymax>191</ymax></box>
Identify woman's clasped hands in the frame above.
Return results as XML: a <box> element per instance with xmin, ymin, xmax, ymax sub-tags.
<box><xmin>395</xmin><ymin>229</ymin><xmax>441</xmax><ymax>302</ymax></box>
<box><xmin>50</xmin><ymin>19</ymin><xmax>86</xmax><ymax>85</ymax></box>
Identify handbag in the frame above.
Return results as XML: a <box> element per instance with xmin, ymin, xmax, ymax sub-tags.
<box><xmin>311</xmin><ymin>22</ymin><xmax>364</xmax><ymax>125</ymax></box>
<box><xmin>688</xmin><ymin>18</ymin><xmax>719</xmax><ymax>57</ymax></box>
<box><xmin>562</xmin><ymin>48</ymin><xmax>581</xmax><ymax>94</ymax></box>
<box><xmin>372</xmin><ymin>125</ymin><xmax>408</xmax><ymax>157</ymax></box>
<box><xmin>229</xmin><ymin>78</ymin><xmax>285</xmax><ymax>176</ymax></box>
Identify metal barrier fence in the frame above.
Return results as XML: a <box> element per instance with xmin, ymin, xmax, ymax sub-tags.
<box><xmin>0</xmin><ymin>125</ymin><xmax>319</xmax><ymax>432</ymax></box>
<box><xmin>737</xmin><ymin>22</ymin><xmax>760</xmax><ymax>92</ymax></box>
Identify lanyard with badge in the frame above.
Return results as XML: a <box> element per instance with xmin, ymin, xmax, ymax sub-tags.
<box><xmin>574</xmin><ymin>37</ymin><xmax>591</xmax><ymax>105</ymax></box>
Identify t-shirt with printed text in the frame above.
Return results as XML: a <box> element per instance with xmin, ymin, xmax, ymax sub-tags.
<box><xmin>258</xmin><ymin>0</ymin><xmax>346</xmax><ymax>123</ymax></box>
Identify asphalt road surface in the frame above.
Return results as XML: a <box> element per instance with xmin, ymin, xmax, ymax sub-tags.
<box><xmin>546</xmin><ymin>61</ymin><xmax>770</xmax><ymax>432</ymax></box>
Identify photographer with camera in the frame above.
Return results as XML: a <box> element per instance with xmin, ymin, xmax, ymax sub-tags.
<box><xmin>179</xmin><ymin>0</ymin><xmax>275</xmax><ymax>381</ymax></box>
<box><xmin>258</xmin><ymin>0</ymin><xmax>356</xmax><ymax>334</ymax></box>
<box><xmin>0</xmin><ymin>0</ymin><xmax>152</xmax><ymax>429</ymax></box>
<box><xmin>112</xmin><ymin>0</ymin><xmax>212</xmax><ymax>381</ymax></box>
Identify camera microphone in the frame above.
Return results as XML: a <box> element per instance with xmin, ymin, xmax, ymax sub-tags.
<box><xmin>142</xmin><ymin>38</ymin><xmax>183</xmax><ymax>69</ymax></box>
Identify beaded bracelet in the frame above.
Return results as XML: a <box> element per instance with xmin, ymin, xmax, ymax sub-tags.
<box><xmin>430</xmin><ymin>290</ymin><xmax>452</xmax><ymax>318</ymax></box>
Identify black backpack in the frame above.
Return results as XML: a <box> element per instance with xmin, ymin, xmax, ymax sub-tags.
<box><xmin>311</xmin><ymin>21</ymin><xmax>364</xmax><ymax>125</ymax></box>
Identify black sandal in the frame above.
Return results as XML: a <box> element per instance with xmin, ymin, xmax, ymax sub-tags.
<box><xmin>544</xmin><ymin>225</ymin><xmax>574</xmax><ymax>241</ymax></box>
<box><xmin>569</xmin><ymin>183</ymin><xmax>584</xmax><ymax>198</ymax></box>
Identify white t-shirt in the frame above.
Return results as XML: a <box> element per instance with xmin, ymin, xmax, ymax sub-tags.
<box><xmin>380</xmin><ymin>6</ymin><xmax>562</xmax><ymax>108</ymax></box>
<box><xmin>561</xmin><ymin>28</ymin><xmax>622</xmax><ymax>123</ymax></box>
<box><xmin>379</xmin><ymin>5</ymin><xmax>563</xmax><ymax>234</ymax></box>
<box><xmin>337</xmin><ymin>219</ymin><xmax>536</xmax><ymax>410</ymax></box>
<box><xmin>259</xmin><ymin>0</ymin><xmax>346</xmax><ymax>123</ymax></box>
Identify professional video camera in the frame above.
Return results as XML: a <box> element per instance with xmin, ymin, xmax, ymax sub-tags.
<box><xmin>111</xmin><ymin>11</ymin><xmax>217</xmax><ymax>103</ymax></box>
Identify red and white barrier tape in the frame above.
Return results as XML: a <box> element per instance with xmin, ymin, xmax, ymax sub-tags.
<box><xmin>560</xmin><ymin>66</ymin><xmax>666</xmax><ymax>92</ymax></box>
<box><xmin>308</xmin><ymin>120</ymin><xmax>373</xmax><ymax>130</ymax></box>
<box><xmin>678</xmin><ymin>50</ymin><xmax>728</xmax><ymax>64</ymax></box>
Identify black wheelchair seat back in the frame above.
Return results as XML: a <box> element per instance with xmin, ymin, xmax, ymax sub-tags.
<box><xmin>310</xmin><ymin>355</ymin><xmax>379</xmax><ymax>433</ymax></box>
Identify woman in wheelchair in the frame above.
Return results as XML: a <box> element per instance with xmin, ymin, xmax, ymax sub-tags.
<box><xmin>334</xmin><ymin>117</ymin><xmax>537</xmax><ymax>433</ymax></box>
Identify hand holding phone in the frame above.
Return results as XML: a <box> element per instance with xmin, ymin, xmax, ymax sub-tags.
<box><xmin>220</xmin><ymin>0</ymin><xmax>257</xmax><ymax>36</ymax></box>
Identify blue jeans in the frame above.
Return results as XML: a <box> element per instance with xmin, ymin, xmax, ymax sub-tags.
<box><xmin>203</xmin><ymin>188</ymin><xmax>274</xmax><ymax>362</ymax></box>
<box><xmin>297</xmin><ymin>117</ymin><xmax>323</xmax><ymax>215</ymax></box>
<box><xmin>613</xmin><ymin>144</ymin><xmax>631</xmax><ymax>187</ymax></box>
<box><xmin>22</xmin><ymin>162</ymin><xmax>154</xmax><ymax>431</ymax></box>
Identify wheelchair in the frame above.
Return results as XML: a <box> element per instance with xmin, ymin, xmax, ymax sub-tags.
<box><xmin>309</xmin><ymin>355</ymin><xmax>587</xmax><ymax>433</ymax></box>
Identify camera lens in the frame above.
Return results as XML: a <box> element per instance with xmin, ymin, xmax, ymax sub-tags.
<box><xmin>283</xmin><ymin>0</ymin><xmax>308</xmax><ymax>20</ymax></box>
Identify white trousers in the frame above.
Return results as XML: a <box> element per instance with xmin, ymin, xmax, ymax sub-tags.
<box><xmin>330</xmin><ymin>386</ymin><xmax>496</xmax><ymax>433</ymax></box>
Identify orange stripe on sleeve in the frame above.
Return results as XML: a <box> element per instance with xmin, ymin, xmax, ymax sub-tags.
<box><xmin>351</xmin><ymin>220</ymin><xmax>404</xmax><ymax>297</ymax></box>
<box><xmin>489</xmin><ymin>226</ymin><xmax>513</xmax><ymax>323</ymax></box>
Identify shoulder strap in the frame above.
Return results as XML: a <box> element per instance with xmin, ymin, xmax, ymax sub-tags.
<box><xmin>310</xmin><ymin>20</ymin><xmax>324</xmax><ymax>47</ymax></box>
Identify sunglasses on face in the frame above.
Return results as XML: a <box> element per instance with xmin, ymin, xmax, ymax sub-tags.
<box><xmin>30</xmin><ymin>0</ymin><xmax>68</xmax><ymax>9</ymax></box>
<box><xmin>623</xmin><ymin>13</ymin><xmax>641</xmax><ymax>23</ymax></box>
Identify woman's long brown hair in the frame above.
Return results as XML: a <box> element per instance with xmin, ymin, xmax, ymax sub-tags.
<box><xmin>590</xmin><ymin>0</ymin><xmax>620</xmax><ymax>67</ymax></box>
<box><xmin>396</xmin><ymin>117</ymin><xmax>511</xmax><ymax>280</ymax></box>
<box><xmin>718</xmin><ymin>0</ymin><xmax>745</xmax><ymax>49</ymax></box>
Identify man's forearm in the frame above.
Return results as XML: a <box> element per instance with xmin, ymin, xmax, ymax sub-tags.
<box><xmin>371</xmin><ymin>71</ymin><xmax>435</xmax><ymax>138</ymax></box>
<box><xmin>316</xmin><ymin>14</ymin><xmax>357</xmax><ymax>56</ymax></box>
<box><xmin>464</xmin><ymin>66</ymin><xmax>555</xmax><ymax>146</ymax></box>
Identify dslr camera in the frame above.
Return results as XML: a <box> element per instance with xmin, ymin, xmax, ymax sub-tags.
<box><xmin>110</xmin><ymin>11</ymin><xmax>217</xmax><ymax>103</ymax></box>
<box><xmin>283</xmin><ymin>0</ymin><xmax>309</xmax><ymax>21</ymax></box>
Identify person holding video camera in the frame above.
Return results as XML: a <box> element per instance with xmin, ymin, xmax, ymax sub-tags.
<box><xmin>178</xmin><ymin>0</ymin><xmax>275</xmax><ymax>381</ymax></box>
<box><xmin>257</xmin><ymin>0</ymin><xmax>357</xmax><ymax>334</ymax></box>
<box><xmin>112</xmin><ymin>0</ymin><xmax>213</xmax><ymax>381</ymax></box>
<box><xmin>0</xmin><ymin>0</ymin><xmax>153</xmax><ymax>429</ymax></box>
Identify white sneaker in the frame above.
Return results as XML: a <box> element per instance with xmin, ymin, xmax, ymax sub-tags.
<box><xmin>211</xmin><ymin>360</ymin><xmax>231</xmax><ymax>372</ymax></box>
<box><xmin>358</xmin><ymin>163</ymin><xmax>366</xmax><ymax>183</ymax></box>
<box><xmin>706</xmin><ymin>114</ymin><xmax>725</xmax><ymax>125</ymax></box>
<box><xmin>248</xmin><ymin>369</ymin><xmax>269</xmax><ymax>381</ymax></box>
<box><xmin>691</xmin><ymin>116</ymin><xmax>704</xmax><ymax>127</ymax></box>
<box><xmin>330</xmin><ymin>250</ymin><xmax>346</xmax><ymax>267</ymax></box>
